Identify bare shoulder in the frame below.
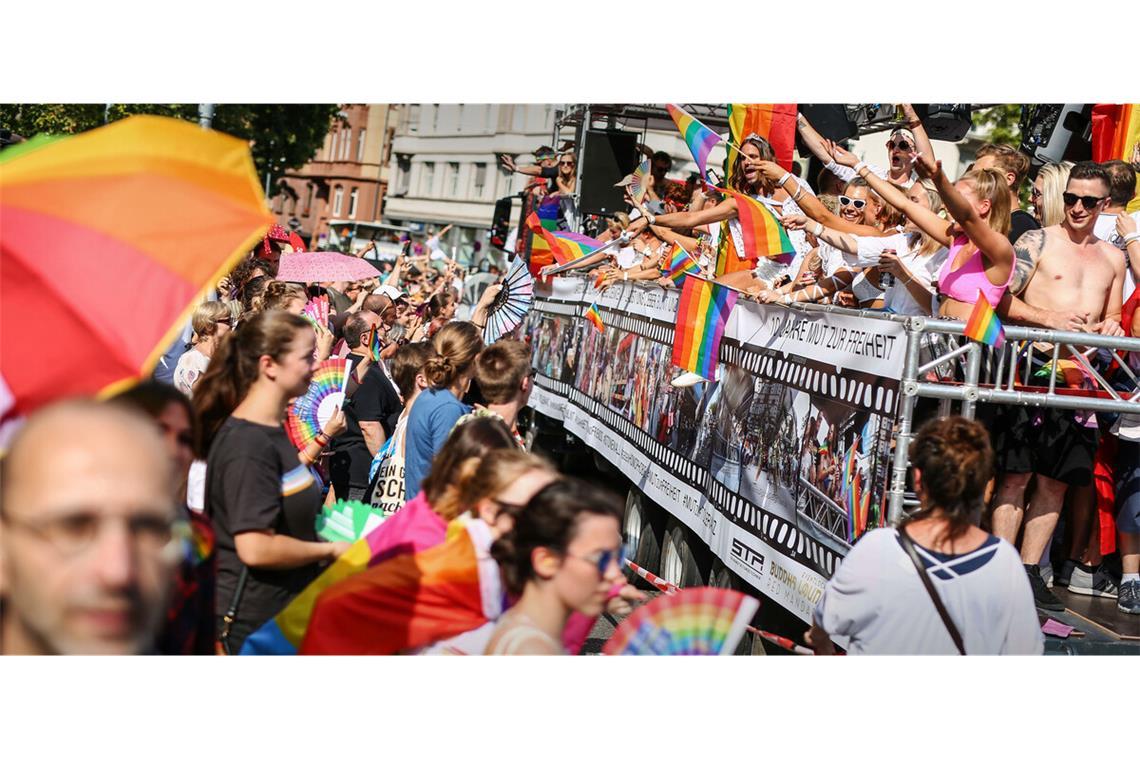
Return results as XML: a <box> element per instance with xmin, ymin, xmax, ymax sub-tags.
<box><xmin>1094</xmin><ymin>238</ymin><xmax>1126</xmax><ymax>271</ymax></box>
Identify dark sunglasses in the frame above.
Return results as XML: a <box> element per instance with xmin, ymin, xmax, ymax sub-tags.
<box><xmin>1062</xmin><ymin>192</ymin><xmax>1106</xmax><ymax>210</ymax></box>
<box><xmin>838</xmin><ymin>195</ymin><xmax>867</xmax><ymax>210</ymax></box>
<box><xmin>559</xmin><ymin>161</ymin><xmax>575</xmax><ymax>167</ymax></box>
<box><xmin>887</xmin><ymin>139</ymin><xmax>914</xmax><ymax>151</ymax></box>
<box><xmin>566</xmin><ymin>545</ymin><xmax>627</xmax><ymax>576</ymax></box>
<box><xmin>491</xmin><ymin>498</ymin><xmax>528</xmax><ymax>519</ymax></box>
<box><xmin>215</xmin><ymin>318</ymin><xmax>234</xmax><ymax>327</ymax></box>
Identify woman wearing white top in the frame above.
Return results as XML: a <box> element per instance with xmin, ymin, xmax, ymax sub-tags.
<box><xmin>485</xmin><ymin>478</ymin><xmax>624</xmax><ymax>655</ymax></box>
<box><xmin>806</xmin><ymin>416</ymin><xmax>1043</xmax><ymax>655</ymax></box>
<box><xmin>174</xmin><ymin>301</ymin><xmax>233</xmax><ymax>398</ymax></box>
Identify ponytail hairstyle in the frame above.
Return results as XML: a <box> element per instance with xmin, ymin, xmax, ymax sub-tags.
<box><xmin>958</xmin><ymin>168</ymin><xmax>1011</xmax><ymax>237</ymax></box>
<box><xmin>491</xmin><ymin>478</ymin><xmax>622</xmax><ymax>598</ymax></box>
<box><xmin>426</xmin><ymin>290</ymin><xmax>456</xmax><ymax>321</ymax></box>
<box><xmin>730</xmin><ymin>133</ymin><xmax>776</xmax><ymax>196</ymax></box>
<box><xmin>191</xmin><ymin>309</ymin><xmax>311</xmax><ymax>454</ymax></box>
<box><xmin>241</xmin><ymin>276</ymin><xmax>269</xmax><ymax>316</ymax></box>
<box><xmin>422</xmin><ymin>321</ymin><xmax>483</xmax><ymax>389</ymax></box>
<box><xmin>262</xmin><ymin>280</ymin><xmax>307</xmax><ymax>313</ymax></box>
<box><xmin>447</xmin><ymin>448</ymin><xmax>556</xmax><ymax>523</ymax></box>
<box><xmin>421</xmin><ymin>416</ymin><xmax>518</xmax><ymax>517</ymax></box>
<box><xmin>902</xmin><ymin>416</ymin><xmax>995</xmax><ymax>542</ymax></box>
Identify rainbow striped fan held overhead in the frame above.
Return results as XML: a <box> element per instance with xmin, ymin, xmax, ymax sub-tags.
<box><xmin>482</xmin><ymin>257</ymin><xmax>534</xmax><ymax>343</ymax></box>
<box><xmin>284</xmin><ymin>358</ymin><xmax>352</xmax><ymax>450</ymax></box>
<box><xmin>603</xmin><ymin>587</ymin><xmax>760</xmax><ymax>655</ymax></box>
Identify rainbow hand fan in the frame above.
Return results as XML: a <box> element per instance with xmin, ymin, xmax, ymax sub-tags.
<box><xmin>483</xmin><ymin>257</ymin><xmax>534</xmax><ymax>343</ymax></box>
<box><xmin>302</xmin><ymin>295</ymin><xmax>329</xmax><ymax>328</ymax></box>
<box><xmin>628</xmin><ymin>159</ymin><xmax>651</xmax><ymax>205</ymax></box>
<box><xmin>315</xmin><ymin>499</ymin><xmax>386</xmax><ymax>542</ymax></box>
<box><xmin>285</xmin><ymin>358</ymin><xmax>352</xmax><ymax>449</ymax></box>
<box><xmin>602</xmin><ymin>587</ymin><xmax>759</xmax><ymax>656</ymax></box>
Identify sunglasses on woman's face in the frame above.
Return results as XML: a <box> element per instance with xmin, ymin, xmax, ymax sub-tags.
<box><xmin>215</xmin><ymin>318</ymin><xmax>233</xmax><ymax>327</ymax></box>
<box><xmin>838</xmin><ymin>195</ymin><xmax>867</xmax><ymax>210</ymax></box>
<box><xmin>1062</xmin><ymin>192</ymin><xmax>1106</xmax><ymax>210</ymax></box>
<box><xmin>566</xmin><ymin>545</ymin><xmax>627</xmax><ymax>576</ymax></box>
<box><xmin>887</xmin><ymin>140</ymin><xmax>914</xmax><ymax>152</ymax></box>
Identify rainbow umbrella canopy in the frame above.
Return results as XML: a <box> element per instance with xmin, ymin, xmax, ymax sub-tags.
<box><xmin>0</xmin><ymin>115</ymin><xmax>273</xmax><ymax>426</ymax></box>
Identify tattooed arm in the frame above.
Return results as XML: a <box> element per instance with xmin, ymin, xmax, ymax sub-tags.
<box><xmin>998</xmin><ymin>230</ymin><xmax>1090</xmax><ymax>330</ymax></box>
<box><xmin>1007</xmin><ymin>227</ymin><xmax>1044</xmax><ymax>296</ymax></box>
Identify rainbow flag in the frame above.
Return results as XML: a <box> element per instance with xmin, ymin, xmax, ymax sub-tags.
<box><xmin>664</xmin><ymin>244</ymin><xmax>700</xmax><ymax>284</ymax></box>
<box><xmin>714</xmin><ymin>187</ymin><xmax>796</xmax><ymax>275</ymax></box>
<box><xmin>526</xmin><ymin>212</ymin><xmax>600</xmax><ymax>266</ymax></box>
<box><xmin>1091</xmin><ymin>104</ymin><xmax>1140</xmax><ymax>213</ymax></box>
<box><xmin>964</xmin><ymin>290</ymin><xmax>1005</xmax><ymax>349</ymax></box>
<box><xmin>585</xmin><ymin>303</ymin><xmax>605</xmax><ymax>332</ymax></box>
<box><xmin>667</xmin><ymin>103</ymin><xmax>722</xmax><ymax>182</ymax></box>
<box><xmin>726</xmin><ymin>104</ymin><xmax>798</xmax><ymax>179</ymax></box>
<box><xmin>368</xmin><ymin>324</ymin><xmax>382</xmax><ymax>362</ymax></box>
<box><xmin>300</xmin><ymin>523</ymin><xmax>491</xmax><ymax>655</ymax></box>
<box><xmin>671</xmin><ymin>276</ymin><xmax>737</xmax><ymax>380</ymax></box>
<box><xmin>843</xmin><ymin>445</ymin><xmax>860</xmax><ymax>544</ymax></box>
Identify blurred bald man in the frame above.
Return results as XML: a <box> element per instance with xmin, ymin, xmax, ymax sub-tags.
<box><xmin>1</xmin><ymin>400</ymin><xmax>181</xmax><ymax>655</ymax></box>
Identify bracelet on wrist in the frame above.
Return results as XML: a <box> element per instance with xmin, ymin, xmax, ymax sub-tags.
<box><xmin>777</xmin><ymin>171</ymin><xmax>791</xmax><ymax>187</ymax></box>
<box><xmin>1123</xmin><ymin>232</ymin><xmax>1140</xmax><ymax>245</ymax></box>
<box><xmin>813</xmin><ymin>221</ymin><xmax>824</xmax><ymax>237</ymax></box>
<box><xmin>315</xmin><ymin>432</ymin><xmax>330</xmax><ymax>447</ymax></box>
<box><xmin>853</xmin><ymin>161</ymin><xmax>867</xmax><ymax>174</ymax></box>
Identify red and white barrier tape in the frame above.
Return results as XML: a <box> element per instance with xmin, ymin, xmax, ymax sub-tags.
<box><xmin>623</xmin><ymin>559</ymin><xmax>812</xmax><ymax>655</ymax></box>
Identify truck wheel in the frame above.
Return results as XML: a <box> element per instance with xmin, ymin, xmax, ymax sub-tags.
<box><xmin>708</xmin><ymin>559</ymin><xmax>763</xmax><ymax>656</ymax></box>
<box><xmin>624</xmin><ymin>491</ymin><xmax>661</xmax><ymax>585</ymax></box>
<box><xmin>660</xmin><ymin>519</ymin><xmax>704</xmax><ymax>589</ymax></box>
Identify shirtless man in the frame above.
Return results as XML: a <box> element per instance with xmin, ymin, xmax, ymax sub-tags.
<box><xmin>990</xmin><ymin>161</ymin><xmax>1126</xmax><ymax>610</ymax></box>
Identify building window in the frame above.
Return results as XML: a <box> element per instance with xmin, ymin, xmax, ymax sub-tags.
<box><xmin>447</xmin><ymin>163</ymin><xmax>459</xmax><ymax>197</ymax></box>
<box><xmin>456</xmin><ymin>104</ymin><xmax>464</xmax><ymax>133</ymax></box>
<box><xmin>323</xmin><ymin>133</ymin><xmax>333</xmax><ymax>161</ymax></box>
<box><xmin>348</xmin><ymin>188</ymin><xmax>358</xmax><ymax>219</ymax></box>
<box><xmin>421</xmin><ymin>163</ymin><xmax>435</xmax><ymax>196</ymax></box>
<box><xmin>303</xmin><ymin>183</ymin><xmax>315</xmax><ymax>216</ymax></box>
<box><xmin>274</xmin><ymin>190</ymin><xmax>285</xmax><ymax>214</ymax></box>
<box><xmin>431</xmin><ymin>104</ymin><xmax>439</xmax><ymax>133</ymax></box>
<box><xmin>356</xmin><ymin>128</ymin><xmax>366</xmax><ymax>162</ymax></box>
<box><xmin>473</xmin><ymin>163</ymin><xmax>486</xmax><ymax>198</ymax></box>
<box><xmin>333</xmin><ymin>185</ymin><xmax>344</xmax><ymax>217</ymax></box>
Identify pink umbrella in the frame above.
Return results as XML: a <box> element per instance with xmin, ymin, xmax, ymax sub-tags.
<box><xmin>276</xmin><ymin>251</ymin><xmax>378</xmax><ymax>283</ymax></box>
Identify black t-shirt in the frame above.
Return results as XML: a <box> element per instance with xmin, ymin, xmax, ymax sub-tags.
<box><xmin>1009</xmin><ymin>209</ymin><xmax>1039</xmax><ymax>245</ymax></box>
<box><xmin>330</xmin><ymin>351</ymin><xmax>402</xmax><ymax>490</ymax></box>
<box><xmin>206</xmin><ymin>416</ymin><xmax>324</xmax><ymax>626</ymax></box>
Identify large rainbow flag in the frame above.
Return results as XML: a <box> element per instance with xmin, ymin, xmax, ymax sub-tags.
<box><xmin>1091</xmin><ymin>104</ymin><xmax>1140</xmax><ymax>213</ymax></box>
<box><xmin>964</xmin><ymin>290</ymin><xmax>1005</xmax><ymax>349</ymax></box>
<box><xmin>714</xmin><ymin>187</ymin><xmax>796</xmax><ymax>276</ymax></box>
<box><xmin>671</xmin><ymin>276</ymin><xmax>737</xmax><ymax>380</ymax></box>
<box><xmin>726</xmin><ymin>103</ymin><xmax>798</xmax><ymax>177</ymax></box>
<box><xmin>299</xmin><ymin>521</ymin><xmax>495</xmax><ymax>655</ymax></box>
<box><xmin>667</xmin><ymin>103</ymin><xmax>722</xmax><ymax>182</ymax></box>
<box><xmin>526</xmin><ymin>212</ymin><xmax>600</xmax><ymax>266</ymax></box>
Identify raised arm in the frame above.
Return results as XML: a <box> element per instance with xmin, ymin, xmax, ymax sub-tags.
<box><xmin>500</xmin><ymin>154</ymin><xmax>544</xmax><ymax>177</ymax></box>
<box><xmin>898</xmin><ymin>104</ymin><xmax>935</xmax><ymax>170</ymax></box>
<box><xmin>919</xmin><ymin>156</ymin><xmax>1014</xmax><ymax>271</ymax></box>
<box><xmin>626</xmin><ymin>193</ymin><xmax>737</xmax><ymax>236</ymax></box>
<box><xmin>755</xmin><ymin>160</ymin><xmax>879</xmax><ymax>236</ymax></box>
<box><xmin>781</xmin><ymin>214</ymin><xmax>859</xmax><ymax>254</ymax></box>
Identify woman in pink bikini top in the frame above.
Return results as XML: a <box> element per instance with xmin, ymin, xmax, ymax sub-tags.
<box><xmin>829</xmin><ymin>142</ymin><xmax>1016</xmax><ymax>322</ymax></box>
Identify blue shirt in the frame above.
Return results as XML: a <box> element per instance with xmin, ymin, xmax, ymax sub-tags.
<box><xmin>403</xmin><ymin>387</ymin><xmax>470</xmax><ymax>501</ymax></box>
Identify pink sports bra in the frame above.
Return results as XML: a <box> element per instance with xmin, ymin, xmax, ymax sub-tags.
<box><xmin>937</xmin><ymin>235</ymin><xmax>1013</xmax><ymax>307</ymax></box>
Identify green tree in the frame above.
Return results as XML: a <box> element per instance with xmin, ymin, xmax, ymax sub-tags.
<box><xmin>971</xmin><ymin>104</ymin><xmax>1023</xmax><ymax>147</ymax></box>
<box><xmin>0</xmin><ymin>103</ymin><xmax>340</xmax><ymax>189</ymax></box>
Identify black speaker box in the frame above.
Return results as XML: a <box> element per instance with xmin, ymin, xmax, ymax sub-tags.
<box><xmin>490</xmin><ymin>196</ymin><xmax>513</xmax><ymax>249</ymax></box>
<box><xmin>578</xmin><ymin>129</ymin><xmax>640</xmax><ymax>216</ymax></box>
<box><xmin>798</xmin><ymin>104</ymin><xmax>857</xmax><ymax>143</ymax></box>
<box><xmin>913</xmin><ymin>104</ymin><xmax>973</xmax><ymax>142</ymax></box>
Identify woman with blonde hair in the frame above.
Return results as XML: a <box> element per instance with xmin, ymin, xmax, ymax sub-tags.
<box><xmin>1032</xmin><ymin>161</ymin><xmax>1074</xmax><ymax>227</ymax></box>
<box><xmin>174</xmin><ymin>301</ymin><xmax>233</xmax><ymax>398</ymax></box>
<box><xmin>402</xmin><ymin>321</ymin><xmax>484</xmax><ymax>500</ymax></box>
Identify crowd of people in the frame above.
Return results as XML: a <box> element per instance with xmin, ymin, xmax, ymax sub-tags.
<box><xmin>2</xmin><ymin>103</ymin><xmax>1138</xmax><ymax>658</ymax></box>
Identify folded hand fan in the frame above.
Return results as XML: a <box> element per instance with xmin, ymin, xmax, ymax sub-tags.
<box><xmin>602</xmin><ymin>587</ymin><xmax>760</xmax><ymax>656</ymax></box>
<box><xmin>315</xmin><ymin>499</ymin><xmax>387</xmax><ymax>543</ymax></box>
<box><xmin>285</xmin><ymin>358</ymin><xmax>352</xmax><ymax>449</ymax></box>
<box><xmin>482</xmin><ymin>257</ymin><xmax>534</xmax><ymax>343</ymax></box>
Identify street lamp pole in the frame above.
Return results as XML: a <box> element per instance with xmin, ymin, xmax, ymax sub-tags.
<box><xmin>198</xmin><ymin>104</ymin><xmax>215</xmax><ymax>130</ymax></box>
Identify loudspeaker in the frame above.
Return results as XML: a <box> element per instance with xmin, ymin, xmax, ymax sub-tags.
<box><xmin>798</xmin><ymin>104</ymin><xmax>857</xmax><ymax>143</ymax></box>
<box><xmin>490</xmin><ymin>196</ymin><xmax>513</xmax><ymax>250</ymax></box>
<box><xmin>578</xmin><ymin>129</ymin><xmax>640</xmax><ymax>216</ymax></box>
<box><xmin>1020</xmin><ymin>104</ymin><xmax>1092</xmax><ymax>168</ymax></box>
<box><xmin>913</xmin><ymin>104</ymin><xmax>973</xmax><ymax>142</ymax></box>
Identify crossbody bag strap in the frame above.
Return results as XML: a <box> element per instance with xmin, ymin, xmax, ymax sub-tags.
<box><xmin>218</xmin><ymin>566</ymin><xmax>250</xmax><ymax>655</ymax></box>
<box><xmin>897</xmin><ymin>528</ymin><xmax>966</xmax><ymax>655</ymax></box>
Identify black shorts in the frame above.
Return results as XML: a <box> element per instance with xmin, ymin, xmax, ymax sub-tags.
<box><xmin>993</xmin><ymin>403</ymin><xmax>1100</xmax><ymax>487</ymax></box>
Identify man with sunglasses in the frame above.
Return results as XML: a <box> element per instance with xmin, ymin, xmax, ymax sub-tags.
<box><xmin>797</xmin><ymin>112</ymin><xmax>919</xmax><ymax>189</ymax></box>
<box><xmin>1</xmin><ymin>401</ymin><xmax>181</xmax><ymax>654</ymax></box>
<box><xmin>991</xmin><ymin>161</ymin><xmax>1127</xmax><ymax>610</ymax></box>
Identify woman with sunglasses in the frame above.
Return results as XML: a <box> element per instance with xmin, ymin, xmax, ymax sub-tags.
<box><xmin>485</xmin><ymin>478</ymin><xmax>625</xmax><ymax>655</ymax></box>
<box><xmin>822</xmin><ymin>141</ymin><xmax>1015</xmax><ymax>320</ymax></box>
<box><xmin>174</xmin><ymin>301</ymin><xmax>234</xmax><ymax>399</ymax></box>
<box><xmin>1032</xmin><ymin>162</ymin><xmax>1075</xmax><ymax>227</ymax></box>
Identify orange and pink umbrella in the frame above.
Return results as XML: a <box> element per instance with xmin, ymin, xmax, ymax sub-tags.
<box><xmin>0</xmin><ymin>115</ymin><xmax>273</xmax><ymax>433</ymax></box>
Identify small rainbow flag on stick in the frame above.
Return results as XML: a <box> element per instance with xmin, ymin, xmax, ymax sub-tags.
<box><xmin>664</xmin><ymin>244</ymin><xmax>701</xmax><ymax>284</ymax></box>
<box><xmin>672</xmin><ymin>276</ymin><xmax>738</xmax><ymax>380</ymax></box>
<box><xmin>667</xmin><ymin>104</ymin><xmax>724</xmax><ymax>182</ymax></box>
<box><xmin>526</xmin><ymin>212</ymin><xmax>601</xmax><ymax>266</ymax></box>
<box><xmin>585</xmin><ymin>303</ymin><xmax>605</xmax><ymax>333</ymax></box>
<box><xmin>964</xmin><ymin>290</ymin><xmax>1005</xmax><ymax>348</ymax></box>
<box><xmin>715</xmin><ymin>187</ymin><xmax>796</xmax><ymax>268</ymax></box>
<box><xmin>368</xmin><ymin>324</ymin><xmax>383</xmax><ymax>362</ymax></box>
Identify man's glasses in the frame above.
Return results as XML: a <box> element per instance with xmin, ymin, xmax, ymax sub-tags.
<box><xmin>1062</xmin><ymin>192</ymin><xmax>1106</xmax><ymax>210</ymax></box>
<box><xmin>887</xmin><ymin>140</ymin><xmax>914</xmax><ymax>152</ymax></box>
<box><xmin>565</xmin><ymin>545</ymin><xmax>627</xmax><ymax>576</ymax></box>
<box><xmin>1</xmin><ymin>510</ymin><xmax>185</xmax><ymax>559</ymax></box>
<box><xmin>838</xmin><ymin>195</ymin><xmax>867</xmax><ymax>210</ymax></box>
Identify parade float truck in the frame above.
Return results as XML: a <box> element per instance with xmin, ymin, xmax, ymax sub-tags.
<box><xmin>524</xmin><ymin>274</ymin><xmax>1140</xmax><ymax>654</ymax></box>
